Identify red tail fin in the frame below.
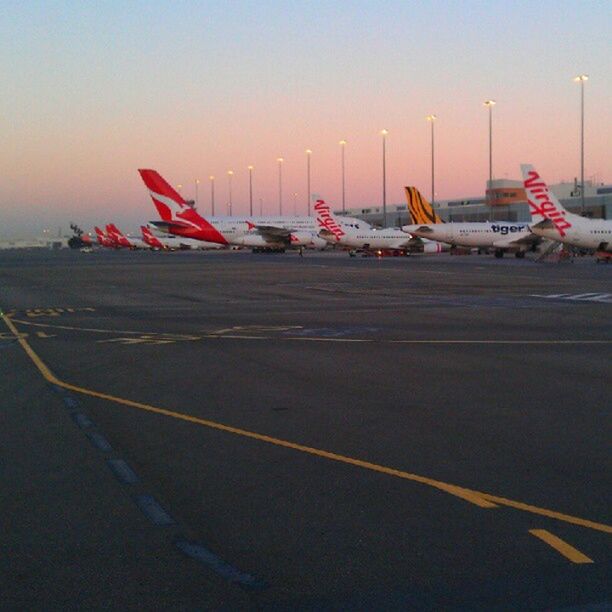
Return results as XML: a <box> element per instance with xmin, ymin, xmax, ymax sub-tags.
<box><xmin>138</xmin><ymin>169</ymin><xmax>186</xmax><ymax>221</ymax></box>
<box><xmin>94</xmin><ymin>226</ymin><xmax>108</xmax><ymax>246</ymax></box>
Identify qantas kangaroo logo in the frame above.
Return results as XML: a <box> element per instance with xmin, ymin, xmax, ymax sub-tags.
<box><xmin>524</xmin><ymin>170</ymin><xmax>572</xmax><ymax>237</ymax></box>
<box><xmin>314</xmin><ymin>200</ymin><xmax>345</xmax><ymax>240</ymax></box>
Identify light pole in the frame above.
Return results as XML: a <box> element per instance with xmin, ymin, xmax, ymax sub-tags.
<box><xmin>293</xmin><ymin>192</ymin><xmax>298</xmax><ymax>215</ymax></box>
<box><xmin>248</xmin><ymin>165</ymin><xmax>254</xmax><ymax>216</ymax></box>
<box><xmin>483</xmin><ymin>100</ymin><xmax>496</xmax><ymax>220</ymax></box>
<box><xmin>259</xmin><ymin>198</ymin><xmax>263</xmax><ymax>215</ymax></box>
<box><xmin>195</xmin><ymin>179</ymin><xmax>200</xmax><ymax>207</ymax></box>
<box><xmin>209</xmin><ymin>176</ymin><xmax>215</xmax><ymax>216</ymax></box>
<box><xmin>381</xmin><ymin>129</ymin><xmax>388</xmax><ymax>227</ymax></box>
<box><xmin>277</xmin><ymin>157</ymin><xmax>284</xmax><ymax>215</ymax></box>
<box><xmin>574</xmin><ymin>74</ymin><xmax>589</xmax><ymax>214</ymax></box>
<box><xmin>227</xmin><ymin>170</ymin><xmax>234</xmax><ymax>216</ymax></box>
<box><xmin>339</xmin><ymin>139</ymin><xmax>347</xmax><ymax>212</ymax></box>
<box><xmin>426</xmin><ymin>115</ymin><xmax>437</xmax><ymax>206</ymax></box>
<box><xmin>305</xmin><ymin>149</ymin><xmax>312</xmax><ymax>216</ymax></box>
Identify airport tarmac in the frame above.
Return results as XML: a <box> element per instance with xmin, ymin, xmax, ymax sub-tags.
<box><xmin>1</xmin><ymin>249</ymin><xmax>610</xmax><ymax>610</ymax></box>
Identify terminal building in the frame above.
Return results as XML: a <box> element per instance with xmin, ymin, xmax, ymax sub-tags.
<box><xmin>335</xmin><ymin>178</ymin><xmax>612</xmax><ymax>228</ymax></box>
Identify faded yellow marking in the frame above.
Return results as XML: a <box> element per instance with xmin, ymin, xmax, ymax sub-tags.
<box><xmin>11</xmin><ymin>318</ymin><xmax>200</xmax><ymax>339</ymax></box>
<box><xmin>529</xmin><ymin>529</ymin><xmax>594</xmax><ymax>563</ymax></box>
<box><xmin>26</xmin><ymin>308</ymin><xmax>63</xmax><ymax>318</ymax></box>
<box><xmin>0</xmin><ymin>330</ymin><xmax>28</xmax><ymax>340</ymax></box>
<box><xmin>3</xmin><ymin>311</ymin><xmax>612</xmax><ymax>533</ymax></box>
<box><xmin>2</xmin><ymin>314</ymin><xmax>62</xmax><ymax>385</ymax></box>
<box><xmin>97</xmin><ymin>336</ymin><xmax>177</xmax><ymax>345</ymax></box>
<box><xmin>36</xmin><ymin>331</ymin><xmax>56</xmax><ymax>338</ymax></box>
<box><xmin>24</xmin><ymin>307</ymin><xmax>95</xmax><ymax>318</ymax></box>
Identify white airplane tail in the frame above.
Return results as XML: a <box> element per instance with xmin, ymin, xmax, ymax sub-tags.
<box><xmin>521</xmin><ymin>164</ymin><xmax>577</xmax><ymax>238</ymax></box>
<box><xmin>313</xmin><ymin>200</ymin><xmax>346</xmax><ymax>241</ymax></box>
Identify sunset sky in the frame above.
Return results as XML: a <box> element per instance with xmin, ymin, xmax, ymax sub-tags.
<box><xmin>1</xmin><ymin>1</ymin><xmax>610</xmax><ymax>237</ymax></box>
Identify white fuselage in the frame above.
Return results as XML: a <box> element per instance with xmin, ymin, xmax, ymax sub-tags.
<box><xmin>531</xmin><ymin>216</ymin><xmax>612</xmax><ymax>252</ymax></box>
<box><xmin>214</xmin><ymin>215</ymin><xmax>367</xmax><ymax>247</ymax></box>
<box><xmin>405</xmin><ymin>222</ymin><xmax>533</xmax><ymax>249</ymax></box>
<box><xmin>321</xmin><ymin>227</ymin><xmax>414</xmax><ymax>250</ymax></box>
<box><xmin>158</xmin><ymin>212</ymin><xmax>367</xmax><ymax>248</ymax></box>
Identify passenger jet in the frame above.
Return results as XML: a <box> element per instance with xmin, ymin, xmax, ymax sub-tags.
<box><xmin>315</xmin><ymin>200</ymin><xmax>445</xmax><ymax>255</ymax></box>
<box><xmin>138</xmin><ymin>169</ymin><xmax>366</xmax><ymax>251</ymax></box>
<box><xmin>402</xmin><ymin>187</ymin><xmax>539</xmax><ymax>258</ymax></box>
<box><xmin>521</xmin><ymin>164</ymin><xmax>612</xmax><ymax>253</ymax></box>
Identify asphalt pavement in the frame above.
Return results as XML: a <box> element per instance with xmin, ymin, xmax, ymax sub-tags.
<box><xmin>1</xmin><ymin>248</ymin><xmax>610</xmax><ymax>610</ymax></box>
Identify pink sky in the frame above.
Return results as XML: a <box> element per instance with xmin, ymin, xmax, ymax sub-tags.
<box><xmin>1</xmin><ymin>2</ymin><xmax>610</xmax><ymax>237</ymax></box>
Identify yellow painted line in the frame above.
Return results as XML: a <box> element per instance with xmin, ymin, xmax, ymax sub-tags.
<box><xmin>3</xmin><ymin>311</ymin><xmax>612</xmax><ymax>533</ymax></box>
<box><xmin>10</xmin><ymin>318</ymin><xmax>200</xmax><ymax>339</ymax></box>
<box><xmin>529</xmin><ymin>529</ymin><xmax>594</xmax><ymax>563</ymax></box>
<box><xmin>2</xmin><ymin>314</ymin><xmax>62</xmax><ymax>386</ymax></box>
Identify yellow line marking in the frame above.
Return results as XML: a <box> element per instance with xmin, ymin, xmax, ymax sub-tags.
<box><xmin>529</xmin><ymin>529</ymin><xmax>594</xmax><ymax>563</ymax></box>
<box><xmin>36</xmin><ymin>331</ymin><xmax>56</xmax><ymax>338</ymax></box>
<box><xmin>11</xmin><ymin>318</ymin><xmax>200</xmax><ymax>339</ymax></box>
<box><xmin>0</xmin><ymin>331</ymin><xmax>28</xmax><ymax>340</ymax></box>
<box><xmin>2</xmin><ymin>314</ymin><xmax>62</xmax><ymax>385</ymax></box>
<box><xmin>3</xmin><ymin>311</ymin><xmax>612</xmax><ymax>533</ymax></box>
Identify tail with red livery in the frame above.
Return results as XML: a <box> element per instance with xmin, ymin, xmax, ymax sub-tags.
<box><xmin>94</xmin><ymin>226</ymin><xmax>112</xmax><ymax>247</ymax></box>
<box><xmin>138</xmin><ymin>169</ymin><xmax>187</xmax><ymax>221</ymax></box>
<box><xmin>314</xmin><ymin>200</ymin><xmax>346</xmax><ymax>241</ymax></box>
<box><xmin>105</xmin><ymin>223</ymin><xmax>131</xmax><ymax>247</ymax></box>
<box><xmin>521</xmin><ymin>164</ymin><xmax>574</xmax><ymax>238</ymax></box>
<box><xmin>141</xmin><ymin>225</ymin><xmax>165</xmax><ymax>249</ymax></box>
<box><xmin>137</xmin><ymin>169</ymin><xmax>229</xmax><ymax>245</ymax></box>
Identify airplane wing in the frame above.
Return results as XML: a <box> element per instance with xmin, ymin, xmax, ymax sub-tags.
<box><xmin>531</xmin><ymin>219</ymin><xmax>556</xmax><ymax>231</ymax></box>
<box><xmin>149</xmin><ymin>220</ymin><xmax>194</xmax><ymax>231</ymax></box>
<box><xmin>249</xmin><ymin>225</ymin><xmax>293</xmax><ymax>244</ymax></box>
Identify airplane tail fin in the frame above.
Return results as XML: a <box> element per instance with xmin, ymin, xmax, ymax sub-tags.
<box><xmin>313</xmin><ymin>200</ymin><xmax>346</xmax><ymax>241</ymax></box>
<box><xmin>521</xmin><ymin>164</ymin><xmax>575</xmax><ymax>237</ymax></box>
<box><xmin>404</xmin><ymin>187</ymin><xmax>443</xmax><ymax>224</ymax></box>
<box><xmin>138</xmin><ymin>169</ymin><xmax>186</xmax><ymax>221</ymax></box>
<box><xmin>105</xmin><ymin>224</ymin><xmax>122</xmax><ymax>246</ymax></box>
<box><xmin>94</xmin><ymin>226</ymin><xmax>107</xmax><ymax>245</ymax></box>
<box><xmin>108</xmin><ymin>223</ymin><xmax>125</xmax><ymax>237</ymax></box>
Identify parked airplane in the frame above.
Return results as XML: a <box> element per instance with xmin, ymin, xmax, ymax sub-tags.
<box><xmin>315</xmin><ymin>200</ymin><xmax>445</xmax><ymax>255</ymax></box>
<box><xmin>94</xmin><ymin>226</ymin><xmax>115</xmax><ymax>248</ymax></box>
<box><xmin>138</xmin><ymin>169</ymin><xmax>363</xmax><ymax>251</ymax></box>
<box><xmin>521</xmin><ymin>164</ymin><xmax>612</xmax><ymax>253</ymax></box>
<box><xmin>106</xmin><ymin>224</ymin><xmax>148</xmax><ymax>249</ymax></box>
<box><xmin>140</xmin><ymin>225</ymin><xmax>166</xmax><ymax>249</ymax></box>
<box><xmin>402</xmin><ymin>187</ymin><xmax>538</xmax><ymax>258</ymax></box>
<box><xmin>141</xmin><ymin>225</ymin><xmax>224</xmax><ymax>250</ymax></box>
